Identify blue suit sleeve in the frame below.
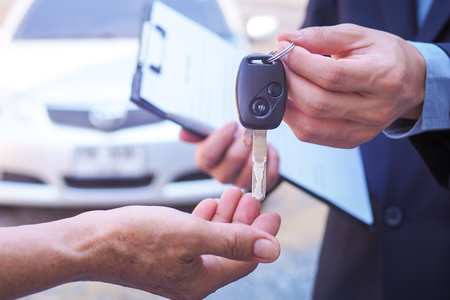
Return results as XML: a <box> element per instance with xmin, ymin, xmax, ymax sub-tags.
<box><xmin>384</xmin><ymin>42</ymin><xmax>450</xmax><ymax>138</ymax></box>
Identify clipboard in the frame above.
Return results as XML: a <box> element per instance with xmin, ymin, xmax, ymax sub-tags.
<box><xmin>131</xmin><ymin>0</ymin><xmax>241</xmax><ymax>139</ymax></box>
<box><xmin>130</xmin><ymin>1</ymin><xmax>374</xmax><ymax>226</ymax></box>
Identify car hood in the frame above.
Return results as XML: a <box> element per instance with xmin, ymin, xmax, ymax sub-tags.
<box><xmin>0</xmin><ymin>39</ymin><xmax>139</xmax><ymax>107</ymax></box>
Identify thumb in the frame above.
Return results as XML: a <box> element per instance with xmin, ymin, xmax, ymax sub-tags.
<box><xmin>278</xmin><ymin>24</ymin><xmax>366</xmax><ymax>55</ymax></box>
<box><xmin>276</xmin><ymin>28</ymin><xmax>363</xmax><ymax>91</ymax></box>
<box><xmin>193</xmin><ymin>220</ymin><xmax>281</xmax><ymax>263</ymax></box>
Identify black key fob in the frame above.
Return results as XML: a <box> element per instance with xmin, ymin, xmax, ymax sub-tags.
<box><xmin>235</xmin><ymin>53</ymin><xmax>287</xmax><ymax>130</ymax></box>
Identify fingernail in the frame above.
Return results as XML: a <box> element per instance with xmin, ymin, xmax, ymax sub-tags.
<box><xmin>253</xmin><ymin>239</ymin><xmax>279</xmax><ymax>261</ymax></box>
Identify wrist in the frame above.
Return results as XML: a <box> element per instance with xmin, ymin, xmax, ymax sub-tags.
<box><xmin>401</xmin><ymin>40</ymin><xmax>426</xmax><ymax>120</ymax></box>
<box><xmin>59</xmin><ymin>210</ymin><xmax>124</xmax><ymax>282</ymax></box>
<box><xmin>401</xmin><ymin>102</ymin><xmax>424</xmax><ymax>120</ymax></box>
<box><xmin>63</xmin><ymin>207</ymin><xmax>163</xmax><ymax>286</ymax></box>
<box><xmin>42</xmin><ymin>215</ymin><xmax>97</xmax><ymax>283</ymax></box>
<box><xmin>407</xmin><ymin>41</ymin><xmax>450</xmax><ymax>132</ymax></box>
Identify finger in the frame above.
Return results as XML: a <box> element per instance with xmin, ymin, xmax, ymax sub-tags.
<box><xmin>283</xmin><ymin>99</ymin><xmax>377</xmax><ymax>148</ymax></box>
<box><xmin>231</xmin><ymin>193</ymin><xmax>261</xmax><ymax>225</ymax></box>
<box><xmin>281</xmin><ymin>41</ymin><xmax>370</xmax><ymax>93</ymax></box>
<box><xmin>211</xmin><ymin>187</ymin><xmax>243</xmax><ymax>223</ymax></box>
<box><xmin>192</xmin><ymin>199</ymin><xmax>218</xmax><ymax>221</ymax></box>
<box><xmin>227</xmin><ymin>149</ymin><xmax>253</xmax><ymax>190</ymax></box>
<box><xmin>284</xmin><ymin>64</ymin><xmax>380</xmax><ymax>123</ymax></box>
<box><xmin>209</xmin><ymin>129</ymin><xmax>252</xmax><ymax>184</ymax></box>
<box><xmin>179</xmin><ymin>129</ymin><xmax>204</xmax><ymax>143</ymax></box>
<box><xmin>196</xmin><ymin>122</ymin><xmax>238</xmax><ymax>170</ymax></box>
<box><xmin>283</xmin><ymin>98</ymin><xmax>347</xmax><ymax>142</ymax></box>
<box><xmin>195</xmin><ymin>221</ymin><xmax>280</xmax><ymax>263</ymax></box>
<box><xmin>231</xmin><ymin>143</ymin><xmax>280</xmax><ymax>191</ymax></box>
<box><xmin>251</xmin><ymin>212</ymin><xmax>282</xmax><ymax>236</ymax></box>
<box><xmin>284</xmin><ymin>63</ymin><xmax>353</xmax><ymax>119</ymax></box>
<box><xmin>266</xmin><ymin>143</ymin><xmax>281</xmax><ymax>192</ymax></box>
<box><xmin>284</xmin><ymin>64</ymin><xmax>394</xmax><ymax>126</ymax></box>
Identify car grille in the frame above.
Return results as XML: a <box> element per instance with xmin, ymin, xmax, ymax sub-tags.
<box><xmin>64</xmin><ymin>175</ymin><xmax>154</xmax><ymax>188</ymax></box>
<box><xmin>47</xmin><ymin>108</ymin><xmax>164</xmax><ymax>132</ymax></box>
<box><xmin>172</xmin><ymin>171</ymin><xmax>211</xmax><ymax>182</ymax></box>
<box><xmin>0</xmin><ymin>172</ymin><xmax>45</xmax><ymax>184</ymax></box>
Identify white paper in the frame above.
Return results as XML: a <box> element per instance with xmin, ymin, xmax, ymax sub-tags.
<box><xmin>269</xmin><ymin>123</ymin><xmax>373</xmax><ymax>224</ymax></box>
<box><xmin>139</xmin><ymin>1</ymin><xmax>373</xmax><ymax>225</ymax></box>
<box><xmin>140</xmin><ymin>1</ymin><xmax>242</xmax><ymax>129</ymax></box>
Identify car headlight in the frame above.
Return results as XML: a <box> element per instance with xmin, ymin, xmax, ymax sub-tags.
<box><xmin>0</xmin><ymin>88</ymin><xmax>38</xmax><ymax>123</ymax></box>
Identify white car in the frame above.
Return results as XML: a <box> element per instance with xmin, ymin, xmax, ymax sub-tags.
<box><xmin>0</xmin><ymin>0</ymin><xmax>240</xmax><ymax>207</ymax></box>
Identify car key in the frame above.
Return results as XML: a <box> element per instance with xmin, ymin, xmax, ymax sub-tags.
<box><xmin>235</xmin><ymin>42</ymin><xmax>295</xmax><ymax>201</ymax></box>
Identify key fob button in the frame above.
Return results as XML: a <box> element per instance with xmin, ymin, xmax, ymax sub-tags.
<box><xmin>268</xmin><ymin>83</ymin><xmax>282</xmax><ymax>97</ymax></box>
<box><xmin>252</xmin><ymin>99</ymin><xmax>270</xmax><ymax>116</ymax></box>
<box><xmin>236</xmin><ymin>53</ymin><xmax>287</xmax><ymax>129</ymax></box>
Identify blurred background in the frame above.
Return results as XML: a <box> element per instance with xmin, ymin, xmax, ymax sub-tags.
<box><xmin>0</xmin><ymin>0</ymin><xmax>330</xmax><ymax>299</ymax></box>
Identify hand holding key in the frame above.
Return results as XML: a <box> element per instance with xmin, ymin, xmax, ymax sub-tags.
<box><xmin>235</xmin><ymin>43</ymin><xmax>294</xmax><ymax>200</ymax></box>
<box><xmin>277</xmin><ymin>25</ymin><xmax>426</xmax><ymax>148</ymax></box>
<box><xmin>180</xmin><ymin>123</ymin><xmax>281</xmax><ymax>192</ymax></box>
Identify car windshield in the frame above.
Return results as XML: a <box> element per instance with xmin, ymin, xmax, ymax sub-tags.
<box><xmin>13</xmin><ymin>0</ymin><xmax>231</xmax><ymax>40</ymax></box>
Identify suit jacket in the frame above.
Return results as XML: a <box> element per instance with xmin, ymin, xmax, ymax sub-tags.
<box><xmin>302</xmin><ymin>1</ymin><xmax>450</xmax><ymax>299</ymax></box>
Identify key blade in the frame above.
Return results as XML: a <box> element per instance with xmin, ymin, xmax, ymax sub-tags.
<box><xmin>252</xmin><ymin>129</ymin><xmax>267</xmax><ymax>201</ymax></box>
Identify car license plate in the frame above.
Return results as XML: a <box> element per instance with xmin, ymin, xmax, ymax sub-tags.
<box><xmin>71</xmin><ymin>145</ymin><xmax>148</xmax><ymax>178</ymax></box>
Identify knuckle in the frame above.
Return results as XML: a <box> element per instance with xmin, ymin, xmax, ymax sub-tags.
<box><xmin>201</xmin><ymin>151</ymin><xmax>218</xmax><ymax>167</ymax></box>
<box><xmin>195</xmin><ymin>155</ymin><xmax>210</xmax><ymax>172</ymax></box>
<box><xmin>307</xmin><ymin>27</ymin><xmax>325</xmax><ymax>39</ymax></box>
<box><xmin>214</xmin><ymin>168</ymin><xmax>241</xmax><ymax>185</ymax></box>
<box><xmin>225</xmin><ymin>229</ymin><xmax>245</xmax><ymax>259</ymax></box>
<box><xmin>377</xmin><ymin>56</ymin><xmax>406</xmax><ymax>94</ymax></box>
<box><xmin>304</xmin><ymin>97</ymin><xmax>329</xmax><ymax>117</ymax></box>
<box><xmin>226</xmin><ymin>150</ymin><xmax>248</xmax><ymax>166</ymax></box>
<box><xmin>290</xmin><ymin>51</ymin><xmax>303</xmax><ymax>66</ymax></box>
<box><xmin>340</xmin><ymin>23</ymin><xmax>361</xmax><ymax>36</ymax></box>
<box><xmin>293</xmin><ymin>123</ymin><xmax>318</xmax><ymax>142</ymax></box>
<box><xmin>213</xmin><ymin>227</ymin><xmax>246</xmax><ymax>260</ymax></box>
<box><xmin>196</xmin><ymin>149</ymin><xmax>219</xmax><ymax>171</ymax></box>
<box><xmin>321</xmin><ymin>65</ymin><xmax>345</xmax><ymax>90</ymax></box>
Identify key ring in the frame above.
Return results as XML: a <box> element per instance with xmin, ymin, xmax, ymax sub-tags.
<box><xmin>264</xmin><ymin>42</ymin><xmax>295</xmax><ymax>64</ymax></box>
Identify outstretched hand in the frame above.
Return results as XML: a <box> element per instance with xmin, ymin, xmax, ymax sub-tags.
<box><xmin>278</xmin><ymin>24</ymin><xmax>426</xmax><ymax>148</ymax></box>
<box><xmin>0</xmin><ymin>188</ymin><xmax>281</xmax><ymax>300</ymax></box>
<box><xmin>80</xmin><ymin>187</ymin><xmax>281</xmax><ymax>300</ymax></box>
